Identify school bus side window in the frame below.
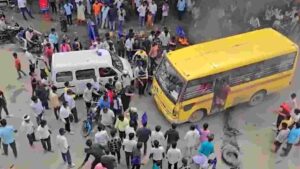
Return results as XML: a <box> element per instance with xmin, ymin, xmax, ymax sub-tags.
<box><xmin>56</xmin><ymin>71</ymin><xmax>73</xmax><ymax>82</ymax></box>
<box><xmin>99</xmin><ymin>67</ymin><xmax>117</xmax><ymax>77</ymax></box>
<box><xmin>76</xmin><ymin>69</ymin><xmax>96</xmax><ymax>80</ymax></box>
<box><xmin>183</xmin><ymin>77</ymin><xmax>214</xmax><ymax>100</ymax></box>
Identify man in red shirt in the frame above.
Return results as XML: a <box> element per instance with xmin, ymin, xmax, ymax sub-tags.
<box><xmin>44</xmin><ymin>43</ymin><xmax>53</xmax><ymax>70</ymax></box>
<box><xmin>13</xmin><ymin>53</ymin><xmax>27</xmax><ymax>79</ymax></box>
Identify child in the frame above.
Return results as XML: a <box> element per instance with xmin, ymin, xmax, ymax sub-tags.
<box><xmin>272</xmin><ymin>122</ymin><xmax>289</xmax><ymax>153</ymax></box>
<box><xmin>200</xmin><ymin>123</ymin><xmax>211</xmax><ymax>143</ymax></box>
<box><xmin>180</xmin><ymin>158</ymin><xmax>191</xmax><ymax>169</ymax></box>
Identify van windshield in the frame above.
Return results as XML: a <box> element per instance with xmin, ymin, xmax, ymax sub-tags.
<box><xmin>111</xmin><ymin>53</ymin><xmax>124</xmax><ymax>72</ymax></box>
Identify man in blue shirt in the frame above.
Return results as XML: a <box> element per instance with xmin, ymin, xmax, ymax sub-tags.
<box><xmin>64</xmin><ymin>1</ymin><xmax>74</xmax><ymax>25</ymax></box>
<box><xmin>198</xmin><ymin>133</ymin><xmax>217</xmax><ymax>168</ymax></box>
<box><xmin>0</xmin><ymin>119</ymin><xmax>18</xmax><ymax>158</ymax></box>
<box><xmin>48</xmin><ymin>28</ymin><xmax>59</xmax><ymax>52</ymax></box>
<box><xmin>281</xmin><ymin>122</ymin><xmax>300</xmax><ymax>156</ymax></box>
<box><xmin>177</xmin><ymin>0</ymin><xmax>186</xmax><ymax>20</ymax></box>
<box><xmin>97</xmin><ymin>95</ymin><xmax>111</xmax><ymax>110</ymax></box>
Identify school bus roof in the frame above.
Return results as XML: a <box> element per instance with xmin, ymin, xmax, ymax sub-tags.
<box><xmin>167</xmin><ymin>28</ymin><xmax>298</xmax><ymax>81</ymax></box>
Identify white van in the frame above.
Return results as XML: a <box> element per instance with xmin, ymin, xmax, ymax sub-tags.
<box><xmin>51</xmin><ymin>49</ymin><xmax>133</xmax><ymax>94</ymax></box>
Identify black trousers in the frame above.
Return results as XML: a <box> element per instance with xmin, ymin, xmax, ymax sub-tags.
<box><xmin>3</xmin><ymin>141</ymin><xmax>17</xmax><ymax>158</ymax></box>
<box><xmin>142</xmin><ymin>141</ymin><xmax>148</xmax><ymax>155</ymax></box>
<box><xmin>71</xmin><ymin>108</ymin><xmax>79</xmax><ymax>123</ymax></box>
<box><xmin>91</xmin><ymin>158</ymin><xmax>101</xmax><ymax>169</ymax></box>
<box><xmin>276</xmin><ymin>115</ymin><xmax>285</xmax><ymax>128</ymax></box>
<box><xmin>27</xmin><ymin>133</ymin><xmax>36</xmax><ymax>146</ymax></box>
<box><xmin>64</xmin><ymin>117</ymin><xmax>71</xmax><ymax>132</ymax></box>
<box><xmin>168</xmin><ymin>162</ymin><xmax>178</xmax><ymax>169</ymax></box>
<box><xmin>66</xmin><ymin>15</ymin><xmax>72</xmax><ymax>25</ymax></box>
<box><xmin>41</xmin><ymin>136</ymin><xmax>52</xmax><ymax>151</ymax></box>
<box><xmin>85</xmin><ymin>101</ymin><xmax>91</xmax><ymax>113</ymax></box>
<box><xmin>50</xmin><ymin>2</ymin><xmax>57</xmax><ymax>13</ymax></box>
<box><xmin>53</xmin><ymin>43</ymin><xmax>59</xmax><ymax>52</ymax></box>
<box><xmin>54</xmin><ymin>107</ymin><xmax>60</xmax><ymax>120</ymax></box>
<box><xmin>283</xmin><ymin>143</ymin><xmax>293</xmax><ymax>156</ymax></box>
<box><xmin>125</xmin><ymin>151</ymin><xmax>132</xmax><ymax>168</ymax></box>
<box><xmin>0</xmin><ymin>103</ymin><xmax>9</xmax><ymax>119</ymax></box>
<box><xmin>119</xmin><ymin>131</ymin><xmax>126</xmax><ymax>141</ymax></box>
<box><xmin>111</xmin><ymin>150</ymin><xmax>121</xmax><ymax>163</ymax></box>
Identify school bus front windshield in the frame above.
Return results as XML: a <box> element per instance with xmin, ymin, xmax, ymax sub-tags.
<box><xmin>155</xmin><ymin>57</ymin><xmax>184</xmax><ymax>103</ymax></box>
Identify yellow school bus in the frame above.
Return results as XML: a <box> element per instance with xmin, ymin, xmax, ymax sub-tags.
<box><xmin>152</xmin><ymin>28</ymin><xmax>299</xmax><ymax>123</ymax></box>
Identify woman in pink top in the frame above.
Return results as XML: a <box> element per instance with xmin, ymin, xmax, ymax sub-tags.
<box><xmin>200</xmin><ymin>123</ymin><xmax>211</xmax><ymax>143</ymax></box>
<box><xmin>59</xmin><ymin>39</ymin><xmax>71</xmax><ymax>52</ymax></box>
<box><xmin>148</xmin><ymin>42</ymin><xmax>159</xmax><ymax>68</ymax></box>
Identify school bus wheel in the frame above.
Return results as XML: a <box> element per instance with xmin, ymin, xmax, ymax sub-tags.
<box><xmin>248</xmin><ymin>90</ymin><xmax>267</xmax><ymax>106</ymax></box>
<box><xmin>189</xmin><ymin>109</ymin><xmax>207</xmax><ymax>122</ymax></box>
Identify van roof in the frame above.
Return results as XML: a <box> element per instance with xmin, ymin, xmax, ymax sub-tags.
<box><xmin>167</xmin><ymin>28</ymin><xmax>298</xmax><ymax>80</ymax></box>
<box><xmin>52</xmin><ymin>49</ymin><xmax>112</xmax><ymax>69</ymax></box>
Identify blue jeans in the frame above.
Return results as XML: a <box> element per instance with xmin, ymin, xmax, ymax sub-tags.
<box><xmin>208</xmin><ymin>158</ymin><xmax>217</xmax><ymax>169</ymax></box>
<box><xmin>62</xmin><ymin>150</ymin><xmax>72</xmax><ymax>165</ymax></box>
<box><xmin>139</xmin><ymin>16</ymin><xmax>145</xmax><ymax>27</ymax></box>
<box><xmin>20</xmin><ymin>7</ymin><xmax>34</xmax><ymax>20</ymax></box>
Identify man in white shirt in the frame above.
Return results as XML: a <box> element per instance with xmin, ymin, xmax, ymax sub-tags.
<box><xmin>167</xmin><ymin>142</ymin><xmax>182</xmax><ymax>169</ymax></box>
<box><xmin>125</xmin><ymin>37</ymin><xmax>134</xmax><ymax>62</ymax></box>
<box><xmin>59</xmin><ymin>101</ymin><xmax>74</xmax><ymax>134</ymax></box>
<box><xmin>18</xmin><ymin>0</ymin><xmax>34</xmax><ymax>20</ymax></box>
<box><xmin>83</xmin><ymin>83</ymin><xmax>93</xmax><ymax>113</ymax></box>
<box><xmin>151</xmin><ymin>125</ymin><xmax>165</xmax><ymax>147</ymax></box>
<box><xmin>100</xmin><ymin>107</ymin><xmax>115</xmax><ymax>128</ymax></box>
<box><xmin>149</xmin><ymin>140</ymin><xmax>165</xmax><ymax>168</ymax></box>
<box><xmin>137</xmin><ymin>2</ymin><xmax>147</xmax><ymax>27</ymax></box>
<box><xmin>149</xmin><ymin>1</ymin><xmax>157</xmax><ymax>22</ymax></box>
<box><xmin>30</xmin><ymin>96</ymin><xmax>44</xmax><ymax>125</ymax></box>
<box><xmin>125</xmin><ymin>121</ymin><xmax>136</xmax><ymax>139</ymax></box>
<box><xmin>36</xmin><ymin>120</ymin><xmax>52</xmax><ymax>152</ymax></box>
<box><xmin>94</xmin><ymin>125</ymin><xmax>110</xmax><ymax>147</ymax></box>
<box><xmin>122</xmin><ymin>133</ymin><xmax>137</xmax><ymax>168</ymax></box>
<box><xmin>159</xmin><ymin>27</ymin><xmax>171</xmax><ymax>49</ymax></box>
<box><xmin>64</xmin><ymin>89</ymin><xmax>79</xmax><ymax>123</ymax></box>
<box><xmin>56</xmin><ymin>128</ymin><xmax>75</xmax><ymax>168</ymax></box>
<box><xmin>20</xmin><ymin>115</ymin><xmax>35</xmax><ymax>147</ymax></box>
<box><xmin>184</xmin><ymin>124</ymin><xmax>200</xmax><ymax>158</ymax></box>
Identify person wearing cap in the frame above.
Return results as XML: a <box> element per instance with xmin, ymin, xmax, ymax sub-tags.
<box><xmin>64</xmin><ymin>89</ymin><xmax>79</xmax><ymax>123</ymax></box>
<box><xmin>0</xmin><ymin>90</ymin><xmax>10</xmax><ymax>119</ymax></box>
<box><xmin>0</xmin><ymin>119</ymin><xmax>18</xmax><ymax>158</ymax></box>
<box><xmin>30</xmin><ymin>96</ymin><xmax>44</xmax><ymax>125</ymax></box>
<box><xmin>20</xmin><ymin>115</ymin><xmax>36</xmax><ymax>147</ymax></box>
<box><xmin>56</xmin><ymin>128</ymin><xmax>75</xmax><ymax>168</ymax></box>
<box><xmin>59</xmin><ymin>101</ymin><xmax>74</xmax><ymax>134</ymax></box>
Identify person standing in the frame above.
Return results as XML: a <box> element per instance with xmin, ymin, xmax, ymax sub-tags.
<box><xmin>136</xmin><ymin>121</ymin><xmax>151</xmax><ymax>155</ymax></box>
<box><xmin>148</xmin><ymin>1</ymin><xmax>157</xmax><ymax>23</ymax></box>
<box><xmin>13</xmin><ymin>52</ymin><xmax>27</xmax><ymax>80</ymax></box>
<box><xmin>177</xmin><ymin>0</ymin><xmax>186</xmax><ymax>20</ymax></box>
<box><xmin>125</xmin><ymin>36</ymin><xmax>134</xmax><ymax>62</ymax></box>
<box><xmin>20</xmin><ymin>115</ymin><xmax>36</xmax><ymax>147</ymax></box>
<box><xmin>64</xmin><ymin>89</ymin><xmax>79</xmax><ymax>123</ymax></box>
<box><xmin>166</xmin><ymin>142</ymin><xmax>182</xmax><ymax>169</ymax></box>
<box><xmin>0</xmin><ymin>90</ymin><xmax>10</xmax><ymax>119</ymax></box>
<box><xmin>125</xmin><ymin>120</ymin><xmax>136</xmax><ymax>139</ymax></box>
<box><xmin>161</xmin><ymin>1</ymin><xmax>169</xmax><ymax>25</ymax></box>
<box><xmin>79</xmin><ymin>139</ymin><xmax>105</xmax><ymax>169</ymax></box>
<box><xmin>115</xmin><ymin>114</ymin><xmax>129</xmax><ymax>141</ymax></box>
<box><xmin>49</xmin><ymin>0</ymin><xmax>57</xmax><ymax>13</ymax></box>
<box><xmin>56</xmin><ymin>128</ymin><xmax>75</xmax><ymax>168</ymax></box>
<box><xmin>60</xmin><ymin>39</ymin><xmax>72</xmax><ymax>52</ymax></box>
<box><xmin>199</xmin><ymin>123</ymin><xmax>211</xmax><ymax>143</ymax></box>
<box><xmin>30</xmin><ymin>96</ymin><xmax>44</xmax><ymax>125</ymax></box>
<box><xmin>76</xmin><ymin>1</ymin><xmax>86</xmax><ymax>24</ymax></box>
<box><xmin>108</xmin><ymin>4</ymin><xmax>118</xmax><ymax>31</ymax></box>
<box><xmin>118</xmin><ymin>6</ymin><xmax>126</xmax><ymax>30</ymax></box>
<box><xmin>164</xmin><ymin>123</ymin><xmax>180</xmax><ymax>151</ymax></box>
<box><xmin>0</xmin><ymin>119</ymin><xmax>18</xmax><ymax>158</ymax></box>
<box><xmin>184</xmin><ymin>124</ymin><xmax>200</xmax><ymax>158</ymax></box>
<box><xmin>49</xmin><ymin>28</ymin><xmax>59</xmax><ymax>52</ymax></box>
<box><xmin>93</xmin><ymin>0</ymin><xmax>103</xmax><ymax>25</ymax></box>
<box><xmin>94</xmin><ymin>124</ymin><xmax>110</xmax><ymax>147</ymax></box>
<box><xmin>101</xmin><ymin>5</ymin><xmax>110</xmax><ymax>29</ymax></box>
<box><xmin>35</xmin><ymin>82</ymin><xmax>49</xmax><ymax>109</ymax></box>
<box><xmin>159</xmin><ymin>27</ymin><xmax>171</xmax><ymax>50</ymax></box>
<box><xmin>100</xmin><ymin>107</ymin><xmax>115</xmax><ymax>128</ymax></box>
<box><xmin>59</xmin><ymin>101</ymin><xmax>74</xmax><ymax>134</ymax></box>
<box><xmin>149</xmin><ymin>140</ymin><xmax>165</xmax><ymax>169</ymax></box>
<box><xmin>49</xmin><ymin>86</ymin><xmax>60</xmax><ymax>120</ymax></box>
<box><xmin>131</xmin><ymin>142</ymin><xmax>143</xmax><ymax>169</ymax></box>
<box><xmin>18</xmin><ymin>0</ymin><xmax>34</xmax><ymax>20</ymax></box>
<box><xmin>64</xmin><ymin>1</ymin><xmax>74</xmax><ymax>25</ymax></box>
<box><xmin>112</xmin><ymin>94</ymin><xmax>123</xmax><ymax>117</ymax></box>
<box><xmin>44</xmin><ymin>43</ymin><xmax>53</xmax><ymax>70</ymax></box>
<box><xmin>83</xmin><ymin>83</ymin><xmax>93</xmax><ymax>114</ymax></box>
<box><xmin>281</xmin><ymin>122</ymin><xmax>300</xmax><ymax>156</ymax></box>
<box><xmin>36</xmin><ymin>120</ymin><xmax>53</xmax><ymax>153</ymax></box>
<box><xmin>150</xmin><ymin>125</ymin><xmax>165</xmax><ymax>147</ymax></box>
<box><xmin>123</xmin><ymin>133</ymin><xmax>137</xmax><ymax>169</ymax></box>
<box><xmin>108</xmin><ymin>128</ymin><xmax>122</xmax><ymax>164</ymax></box>
<box><xmin>137</xmin><ymin>2</ymin><xmax>147</xmax><ymax>27</ymax></box>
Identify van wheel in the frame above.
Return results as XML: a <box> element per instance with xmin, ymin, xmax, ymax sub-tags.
<box><xmin>248</xmin><ymin>90</ymin><xmax>266</xmax><ymax>106</ymax></box>
<box><xmin>189</xmin><ymin>109</ymin><xmax>206</xmax><ymax>122</ymax></box>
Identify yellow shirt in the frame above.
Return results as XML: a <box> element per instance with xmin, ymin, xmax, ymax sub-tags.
<box><xmin>114</xmin><ymin>118</ymin><xmax>129</xmax><ymax>132</ymax></box>
<box><xmin>49</xmin><ymin>91</ymin><xmax>60</xmax><ymax>108</ymax></box>
<box><xmin>64</xmin><ymin>87</ymin><xmax>76</xmax><ymax>98</ymax></box>
<box><xmin>279</xmin><ymin>118</ymin><xmax>294</xmax><ymax>130</ymax></box>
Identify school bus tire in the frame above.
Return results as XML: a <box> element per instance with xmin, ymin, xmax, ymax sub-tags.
<box><xmin>188</xmin><ymin>109</ymin><xmax>206</xmax><ymax>123</ymax></box>
<box><xmin>248</xmin><ymin>90</ymin><xmax>267</xmax><ymax>106</ymax></box>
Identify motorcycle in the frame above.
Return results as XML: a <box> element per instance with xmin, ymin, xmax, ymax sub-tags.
<box><xmin>16</xmin><ymin>29</ymin><xmax>43</xmax><ymax>54</ymax></box>
<box><xmin>0</xmin><ymin>23</ymin><xmax>21</xmax><ymax>44</ymax></box>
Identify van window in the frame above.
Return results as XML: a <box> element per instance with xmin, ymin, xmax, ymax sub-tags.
<box><xmin>99</xmin><ymin>67</ymin><xmax>117</xmax><ymax>77</ymax></box>
<box><xmin>56</xmin><ymin>71</ymin><xmax>73</xmax><ymax>82</ymax></box>
<box><xmin>76</xmin><ymin>69</ymin><xmax>96</xmax><ymax>80</ymax></box>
